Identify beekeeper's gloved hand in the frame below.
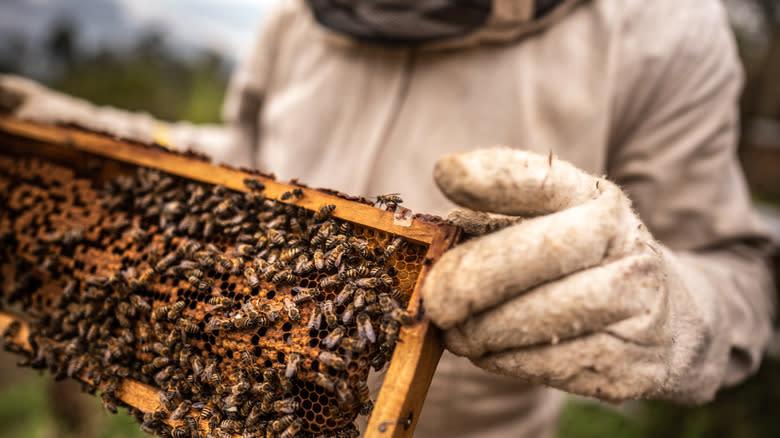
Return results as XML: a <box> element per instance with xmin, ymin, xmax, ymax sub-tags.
<box><xmin>422</xmin><ymin>147</ymin><xmax>733</xmax><ymax>403</ymax></box>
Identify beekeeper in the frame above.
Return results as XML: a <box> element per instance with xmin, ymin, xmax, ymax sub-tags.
<box><xmin>0</xmin><ymin>0</ymin><xmax>775</xmax><ymax>437</ymax></box>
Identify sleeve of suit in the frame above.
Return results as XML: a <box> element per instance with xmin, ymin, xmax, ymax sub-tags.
<box><xmin>606</xmin><ymin>1</ymin><xmax>776</xmax><ymax>391</ymax></box>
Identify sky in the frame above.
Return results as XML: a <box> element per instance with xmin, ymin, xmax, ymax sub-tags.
<box><xmin>0</xmin><ymin>0</ymin><xmax>277</xmax><ymax>62</ymax></box>
<box><xmin>0</xmin><ymin>0</ymin><xmax>771</xmax><ymax>63</ymax></box>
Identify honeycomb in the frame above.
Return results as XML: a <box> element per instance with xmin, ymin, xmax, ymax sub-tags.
<box><xmin>0</xmin><ymin>154</ymin><xmax>429</xmax><ymax>438</ymax></box>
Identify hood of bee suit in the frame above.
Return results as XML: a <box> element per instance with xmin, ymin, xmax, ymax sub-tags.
<box><xmin>305</xmin><ymin>0</ymin><xmax>589</xmax><ymax>50</ymax></box>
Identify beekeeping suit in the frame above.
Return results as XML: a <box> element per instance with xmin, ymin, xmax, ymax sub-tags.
<box><xmin>0</xmin><ymin>0</ymin><xmax>775</xmax><ymax>437</ymax></box>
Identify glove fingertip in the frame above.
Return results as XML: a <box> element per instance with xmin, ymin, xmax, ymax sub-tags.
<box><xmin>442</xmin><ymin>327</ymin><xmax>474</xmax><ymax>357</ymax></box>
<box><xmin>420</xmin><ymin>255</ymin><xmax>471</xmax><ymax>330</ymax></box>
<box><xmin>433</xmin><ymin>154</ymin><xmax>480</xmax><ymax>208</ymax></box>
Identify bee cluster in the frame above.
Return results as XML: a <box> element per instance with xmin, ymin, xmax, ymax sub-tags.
<box><xmin>0</xmin><ymin>155</ymin><xmax>427</xmax><ymax>437</ymax></box>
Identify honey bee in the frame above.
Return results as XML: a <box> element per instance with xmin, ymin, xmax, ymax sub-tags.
<box><xmin>267</xmin><ymin>229</ymin><xmax>286</xmax><ymax>246</ymax></box>
<box><xmin>241</xmin><ymin>351</ymin><xmax>261</xmax><ymax>377</ymax></box>
<box><xmin>322</xmin><ymin>326</ymin><xmax>345</xmax><ymax>350</ymax></box>
<box><xmin>203</xmin><ymin>361</ymin><xmax>222</xmax><ymax>387</ymax></box>
<box><xmin>340</xmin><ymin>337</ymin><xmax>367</xmax><ymax>354</ymax></box>
<box><xmin>199</xmin><ymin>401</ymin><xmax>218</xmax><ymax>419</ymax></box>
<box><xmin>170</xmin><ymin>400</ymin><xmax>192</xmax><ymax>421</ymax></box>
<box><xmin>159</xmin><ymin>389</ymin><xmax>177</xmax><ymax>411</ymax></box>
<box><xmin>154</xmin><ymin>366</ymin><xmax>173</xmax><ymax>386</ymax></box>
<box><xmin>279</xmin><ymin>188</ymin><xmax>304</xmax><ymax>201</ymax></box>
<box><xmin>378</xmin><ymin>292</ymin><xmax>400</xmax><ymax>314</ymax></box>
<box><xmin>353</xmin><ymin>288</ymin><xmax>367</xmax><ymax>309</ymax></box>
<box><xmin>233</xmin><ymin>316</ymin><xmax>256</xmax><ymax>330</ymax></box>
<box><xmin>130</xmin><ymin>295</ymin><xmax>151</xmax><ymax>313</ymax></box>
<box><xmin>310</xmin><ymin>220</ymin><xmax>332</xmax><ymax>245</ymax></box>
<box><xmin>307</xmin><ymin>305</ymin><xmax>323</xmax><ymax>330</ymax></box>
<box><xmin>194</xmin><ymin>277</ymin><xmax>214</xmax><ymax>292</ymax></box>
<box><xmin>325</xmin><ymin>234</ymin><xmax>347</xmax><ymax>249</ymax></box>
<box><xmin>335</xmin><ymin>284</ymin><xmax>356</xmax><ymax>306</ymax></box>
<box><xmin>172</xmin><ymin>426</ymin><xmax>189</xmax><ymax>438</ymax></box>
<box><xmin>165</xmin><ymin>328</ymin><xmax>182</xmax><ymax>347</ymax></box>
<box><xmin>140</xmin><ymin>413</ymin><xmax>161</xmax><ymax>435</ymax></box>
<box><xmin>279</xmin><ymin>247</ymin><xmax>303</xmax><ymax>263</ymax></box>
<box><xmin>62</xmin><ymin>279</ymin><xmax>77</xmax><ymax>301</ymax></box>
<box><xmin>271</xmin><ymin>415</ymin><xmax>296</xmax><ymax>433</ymax></box>
<box><xmin>63</xmin><ymin>339</ymin><xmax>80</xmax><ymax>360</ymax></box>
<box><xmin>66</xmin><ymin>354</ymin><xmax>87</xmax><ymax>377</ymax></box>
<box><xmin>236</xmin><ymin>243</ymin><xmax>255</xmax><ymax>257</ymax></box>
<box><xmin>313</xmin><ymin>250</ymin><xmax>326</xmax><ymax>271</ymax></box>
<box><xmin>207</xmin><ymin>317</ymin><xmax>233</xmax><ymax>332</ymax></box>
<box><xmin>327</xmin><ymin>380</ymin><xmax>352</xmax><ymax>407</ymax></box>
<box><xmin>100</xmin><ymin>392</ymin><xmax>118</xmax><ymax>414</ymax></box>
<box><xmin>259</xmin><ymin>392</ymin><xmax>276</xmax><ymax>415</ymax></box>
<box><xmin>313</xmin><ymin>372</ymin><xmax>336</xmax><ymax>392</ymax></box>
<box><xmin>380</xmin><ymin>319</ymin><xmax>401</xmax><ymax>344</ymax></box>
<box><xmin>313</xmin><ymin>204</ymin><xmax>336</xmax><ymax>221</ymax></box>
<box><xmin>207</xmin><ymin>296</ymin><xmax>234</xmax><ymax>310</ymax></box>
<box><xmin>356</xmin><ymin>313</ymin><xmax>376</xmax><ymax>343</ymax></box>
<box><xmin>326</xmin><ymin>244</ymin><xmax>349</xmax><ymax>270</ymax></box>
<box><xmin>292</xmin><ymin>287</ymin><xmax>321</xmax><ymax>304</ymax></box>
<box><xmin>129</xmin><ymin>267</ymin><xmax>154</xmax><ymax>290</ymax></box>
<box><xmin>334</xmin><ymin>221</ymin><xmax>351</xmax><ymax>234</ymax></box>
<box><xmin>217</xmin><ymin>255</ymin><xmax>237</xmax><ymax>274</ymax></box>
<box><xmin>280</xmin><ymin>419</ymin><xmax>302</xmax><ymax>438</ymax></box>
<box><xmin>244</xmin><ymin>266</ymin><xmax>260</xmax><ymax>289</ymax></box>
<box><xmin>261</xmin><ymin>303</ymin><xmax>280</xmax><ymax>322</ymax></box>
<box><xmin>356</xmin><ymin>380</ymin><xmax>373</xmax><ymax>415</ymax></box>
<box><xmin>243</xmin><ymin>178</ymin><xmax>266</xmax><ymax>192</ymax></box>
<box><xmin>231</xmin><ymin>378</ymin><xmax>251</xmax><ymax>396</ymax></box>
<box><xmin>61</xmin><ymin>226</ymin><xmax>85</xmax><ymax>246</ymax></box>
<box><xmin>319</xmin><ymin>274</ymin><xmax>343</xmax><ymax>289</ymax></box>
<box><xmin>214</xmin><ymin>198</ymin><xmax>235</xmax><ymax>217</ymax></box>
<box><xmin>283</xmin><ymin>298</ymin><xmax>300</xmax><ymax>321</ymax></box>
<box><xmin>285</xmin><ymin>352</ymin><xmax>301</xmax><ymax>378</ymax></box>
<box><xmin>375</xmin><ymin>193</ymin><xmax>403</xmax><ymax>207</ymax></box>
<box><xmin>220</xmin><ymin>419</ymin><xmax>242</xmax><ymax>433</ymax></box>
<box><xmin>321</xmin><ymin>300</ymin><xmax>337</xmax><ymax>327</ymax></box>
<box><xmin>245</xmin><ymin>404</ymin><xmax>265</xmax><ymax>428</ymax></box>
<box><xmin>273</xmin><ymin>398</ymin><xmax>300</xmax><ymax>414</ymax></box>
<box><xmin>152</xmin><ymin>305</ymin><xmax>170</xmax><ymax>321</ymax></box>
<box><xmin>178</xmin><ymin>318</ymin><xmax>200</xmax><ymax>335</ymax></box>
<box><xmin>384</xmin><ymin>236</ymin><xmax>404</xmax><ymax>258</ymax></box>
<box><xmin>196</xmin><ymin>252</ymin><xmax>216</xmax><ymax>269</ymax></box>
<box><xmin>272</xmin><ymin>269</ymin><xmax>296</xmax><ymax>284</ymax></box>
<box><xmin>355</xmin><ymin>277</ymin><xmax>382</xmax><ymax>289</ymax></box>
<box><xmin>293</xmin><ymin>255</ymin><xmax>314</xmax><ymax>275</ymax></box>
<box><xmin>318</xmin><ymin>351</ymin><xmax>346</xmax><ymax>371</ymax></box>
<box><xmin>168</xmin><ymin>301</ymin><xmax>187</xmax><ymax>320</ymax></box>
<box><xmin>348</xmin><ymin>237</ymin><xmax>371</xmax><ymax>259</ymax></box>
<box><xmin>390</xmin><ymin>307</ymin><xmax>414</xmax><ymax>325</ymax></box>
<box><xmin>341</xmin><ymin>303</ymin><xmax>356</xmax><ymax>324</ymax></box>
<box><xmin>85</xmin><ymin>274</ymin><xmax>110</xmax><ymax>288</ymax></box>
<box><xmin>152</xmin><ymin>356</ymin><xmax>171</xmax><ymax>369</ymax></box>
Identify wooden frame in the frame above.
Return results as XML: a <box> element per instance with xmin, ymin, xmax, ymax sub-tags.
<box><xmin>0</xmin><ymin>116</ymin><xmax>459</xmax><ymax>438</ymax></box>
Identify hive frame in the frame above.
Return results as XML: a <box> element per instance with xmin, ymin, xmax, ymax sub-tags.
<box><xmin>0</xmin><ymin>116</ymin><xmax>460</xmax><ymax>438</ymax></box>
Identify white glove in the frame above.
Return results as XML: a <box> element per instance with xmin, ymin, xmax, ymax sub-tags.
<box><xmin>0</xmin><ymin>74</ymin><xmax>168</xmax><ymax>145</ymax></box>
<box><xmin>422</xmin><ymin>147</ymin><xmax>732</xmax><ymax>403</ymax></box>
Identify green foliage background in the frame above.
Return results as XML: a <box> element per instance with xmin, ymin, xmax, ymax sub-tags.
<box><xmin>1</xmin><ymin>9</ymin><xmax>779</xmax><ymax>438</ymax></box>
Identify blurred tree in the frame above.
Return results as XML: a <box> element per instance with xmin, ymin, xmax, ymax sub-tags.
<box><xmin>46</xmin><ymin>18</ymin><xmax>78</xmax><ymax>70</ymax></box>
<box><xmin>0</xmin><ymin>36</ymin><xmax>25</xmax><ymax>75</ymax></box>
<box><xmin>4</xmin><ymin>18</ymin><xmax>231</xmax><ymax>125</ymax></box>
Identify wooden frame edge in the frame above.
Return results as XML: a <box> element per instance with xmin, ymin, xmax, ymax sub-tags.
<box><xmin>0</xmin><ymin>116</ymin><xmax>443</xmax><ymax>246</ymax></box>
<box><xmin>364</xmin><ymin>225</ymin><xmax>460</xmax><ymax>438</ymax></box>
